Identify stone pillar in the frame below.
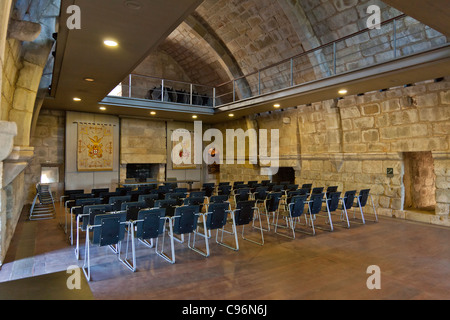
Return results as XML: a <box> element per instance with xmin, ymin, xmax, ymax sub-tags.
<box><xmin>0</xmin><ymin>120</ymin><xmax>18</xmax><ymax>266</ymax></box>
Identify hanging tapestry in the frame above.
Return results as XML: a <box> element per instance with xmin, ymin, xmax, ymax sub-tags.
<box><xmin>77</xmin><ymin>123</ymin><xmax>114</xmax><ymax>171</ymax></box>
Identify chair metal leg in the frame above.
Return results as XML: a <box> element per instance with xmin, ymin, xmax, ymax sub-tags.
<box><xmin>216</xmin><ymin>211</ymin><xmax>239</xmax><ymax>251</ymax></box>
<box><xmin>188</xmin><ymin>214</ymin><xmax>210</xmax><ymax>257</ymax></box>
<box><xmin>274</xmin><ymin>211</ymin><xmax>296</xmax><ymax>239</ymax></box>
<box><xmin>156</xmin><ymin>218</ymin><xmax>175</xmax><ymax>264</ymax></box>
<box><xmin>82</xmin><ymin>229</ymin><xmax>91</xmax><ymax>281</ymax></box>
<box><xmin>241</xmin><ymin>208</ymin><xmax>264</xmax><ymax>246</ymax></box>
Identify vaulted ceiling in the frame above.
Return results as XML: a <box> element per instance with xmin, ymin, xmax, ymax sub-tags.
<box><xmin>44</xmin><ymin>0</ymin><xmax>450</xmax><ymax>120</ymax></box>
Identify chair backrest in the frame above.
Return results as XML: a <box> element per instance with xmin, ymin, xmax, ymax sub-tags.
<box><xmin>155</xmin><ymin>199</ymin><xmax>177</xmax><ymax>217</ymax></box>
<box><xmin>265</xmin><ymin>192</ymin><xmax>282</xmax><ymax>212</ymax></box>
<box><xmin>175</xmin><ymin>188</ymin><xmax>188</xmax><ymax>193</ymax></box>
<box><xmin>218</xmin><ymin>182</ymin><xmax>230</xmax><ymax>186</ymax></box>
<box><xmin>189</xmin><ymin>191</ymin><xmax>205</xmax><ymax>198</ymax></box>
<box><xmin>172</xmin><ymin>205</ymin><xmax>200</xmax><ymax>235</ymax></box>
<box><xmin>254</xmin><ymin>187</ymin><xmax>268</xmax><ymax>201</ymax></box>
<box><xmin>92</xmin><ymin>188</ymin><xmax>109</xmax><ymax>197</ymax></box>
<box><xmin>121</xmin><ymin>201</ymin><xmax>148</xmax><ymax>221</ymax></box>
<box><xmin>135</xmin><ymin>208</ymin><xmax>166</xmax><ymax>240</ymax></box>
<box><xmin>183</xmin><ymin>197</ymin><xmax>204</xmax><ymax>212</ymax></box>
<box><xmin>272</xmin><ymin>185</ymin><xmax>284</xmax><ymax>192</ymax></box>
<box><xmin>235</xmin><ymin>188</ymin><xmax>250</xmax><ymax>202</ymax></box>
<box><xmin>205</xmin><ymin>202</ymin><xmax>229</xmax><ymax>230</ymax></box>
<box><xmin>301</xmin><ymin>184</ymin><xmax>312</xmax><ymax>192</ymax></box>
<box><xmin>99</xmin><ymin>192</ymin><xmax>120</xmax><ymax>204</ymax></box>
<box><xmin>308</xmin><ymin>193</ymin><xmax>324</xmax><ymax>215</ymax></box>
<box><xmin>126</xmin><ymin>190</ymin><xmax>146</xmax><ymax>202</ymax></box>
<box><xmin>247</xmin><ymin>181</ymin><xmax>258</xmax><ymax>187</ymax></box>
<box><xmin>75</xmin><ymin>197</ymin><xmax>102</xmax><ymax>207</ymax></box>
<box><xmin>326</xmin><ymin>192</ymin><xmax>341</xmax><ymax>212</ymax></box>
<box><xmin>234</xmin><ymin>201</ymin><xmax>256</xmax><ymax>226</ymax></box>
<box><xmin>233</xmin><ymin>181</ymin><xmax>244</xmax><ymax>188</ymax></box>
<box><xmin>210</xmin><ymin>195</ymin><xmax>229</xmax><ymax>204</ymax></box>
<box><xmin>115</xmin><ymin>187</ymin><xmax>132</xmax><ymax>196</ymax></box>
<box><xmin>286</xmin><ymin>184</ymin><xmax>299</xmax><ymax>191</ymax></box>
<box><xmin>358</xmin><ymin>189</ymin><xmax>371</xmax><ymax>207</ymax></box>
<box><xmin>326</xmin><ymin>186</ymin><xmax>338</xmax><ymax>198</ymax></box>
<box><xmin>202</xmin><ymin>183</ymin><xmax>215</xmax><ymax>197</ymax></box>
<box><xmin>297</xmin><ymin>188</ymin><xmax>309</xmax><ymax>196</ymax></box>
<box><xmin>290</xmin><ymin>195</ymin><xmax>308</xmax><ymax>218</ymax></box>
<box><xmin>260</xmin><ymin>180</ymin><xmax>271</xmax><ymax>186</ymax></box>
<box><xmin>138</xmin><ymin>185</ymin><xmax>157</xmax><ymax>193</ymax></box>
<box><xmin>82</xmin><ymin>204</ymin><xmax>113</xmax><ymax>230</ymax></box>
<box><xmin>218</xmin><ymin>185</ymin><xmax>231</xmax><ymax>196</ymax></box>
<box><xmin>342</xmin><ymin>190</ymin><xmax>357</xmax><ymax>210</ymax></box>
<box><xmin>311</xmin><ymin>187</ymin><xmax>324</xmax><ymax>195</ymax></box>
<box><xmin>109</xmin><ymin>195</ymin><xmax>132</xmax><ymax>211</ymax></box>
<box><xmin>286</xmin><ymin>190</ymin><xmax>303</xmax><ymax>204</ymax></box>
<box><xmin>92</xmin><ymin>212</ymin><xmax>127</xmax><ymax>246</ymax></box>
<box><xmin>165</xmin><ymin>192</ymin><xmax>186</xmax><ymax>202</ymax></box>
<box><xmin>64</xmin><ymin>189</ymin><xmax>84</xmax><ymax>197</ymax></box>
<box><xmin>138</xmin><ymin>194</ymin><xmax>158</xmax><ymax>207</ymax></box>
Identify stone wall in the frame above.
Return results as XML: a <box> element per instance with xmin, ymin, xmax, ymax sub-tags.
<box><xmin>215</xmin><ymin>77</ymin><xmax>450</xmax><ymax>226</ymax></box>
<box><xmin>119</xmin><ymin>117</ymin><xmax>167</xmax><ymax>184</ymax></box>
<box><xmin>25</xmin><ymin>109</ymin><xmax>65</xmax><ymax>203</ymax></box>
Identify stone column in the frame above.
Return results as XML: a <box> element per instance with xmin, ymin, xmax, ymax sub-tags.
<box><xmin>0</xmin><ymin>120</ymin><xmax>18</xmax><ymax>266</ymax></box>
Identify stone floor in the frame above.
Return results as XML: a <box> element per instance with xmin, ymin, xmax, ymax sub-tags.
<box><xmin>0</xmin><ymin>203</ymin><xmax>449</xmax><ymax>300</ymax></box>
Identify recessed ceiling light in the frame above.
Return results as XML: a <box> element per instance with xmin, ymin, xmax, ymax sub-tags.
<box><xmin>104</xmin><ymin>40</ymin><xmax>118</xmax><ymax>47</ymax></box>
<box><xmin>84</xmin><ymin>77</ymin><xmax>95</xmax><ymax>82</ymax></box>
<box><xmin>274</xmin><ymin>104</ymin><xmax>281</xmax><ymax>108</ymax></box>
<box><xmin>228</xmin><ymin>113</ymin><xmax>235</xmax><ymax>117</ymax></box>
<box><xmin>73</xmin><ymin>97</ymin><xmax>81</xmax><ymax>101</ymax></box>
<box><xmin>192</xmin><ymin>115</ymin><xmax>198</xmax><ymax>119</ymax></box>
<box><xmin>150</xmin><ymin>111</ymin><xmax>156</xmax><ymax>115</ymax></box>
<box><xmin>99</xmin><ymin>106</ymin><xmax>106</xmax><ymax>111</ymax></box>
<box><xmin>338</xmin><ymin>89</ymin><xmax>348</xmax><ymax>95</ymax></box>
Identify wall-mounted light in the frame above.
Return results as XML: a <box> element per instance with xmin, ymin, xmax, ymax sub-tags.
<box><xmin>73</xmin><ymin>97</ymin><xmax>82</xmax><ymax>102</ymax></box>
<box><xmin>338</xmin><ymin>89</ymin><xmax>348</xmax><ymax>95</ymax></box>
<box><xmin>192</xmin><ymin>115</ymin><xmax>198</xmax><ymax>119</ymax></box>
<box><xmin>99</xmin><ymin>106</ymin><xmax>106</xmax><ymax>111</ymax></box>
<box><xmin>228</xmin><ymin>113</ymin><xmax>234</xmax><ymax>117</ymax></box>
<box><xmin>84</xmin><ymin>77</ymin><xmax>95</xmax><ymax>82</ymax></box>
<box><xmin>150</xmin><ymin>111</ymin><xmax>156</xmax><ymax>115</ymax></box>
<box><xmin>273</xmin><ymin>104</ymin><xmax>281</xmax><ymax>108</ymax></box>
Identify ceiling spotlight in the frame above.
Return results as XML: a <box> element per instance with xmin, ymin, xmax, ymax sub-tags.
<box><xmin>73</xmin><ymin>97</ymin><xmax>82</xmax><ymax>101</ymax></box>
<box><xmin>192</xmin><ymin>115</ymin><xmax>198</xmax><ymax>119</ymax></box>
<box><xmin>104</xmin><ymin>40</ymin><xmax>118</xmax><ymax>47</ymax></box>
<box><xmin>84</xmin><ymin>77</ymin><xmax>95</xmax><ymax>82</ymax></box>
<box><xmin>338</xmin><ymin>89</ymin><xmax>348</xmax><ymax>95</ymax></box>
<box><xmin>150</xmin><ymin>111</ymin><xmax>156</xmax><ymax>115</ymax></box>
<box><xmin>99</xmin><ymin>106</ymin><xmax>106</xmax><ymax>111</ymax></box>
<box><xmin>274</xmin><ymin>104</ymin><xmax>281</xmax><ymax>108</ymax></box>
<box><xmin>228</xmin><ymin>113</ymin><xmax>234</xmax><ymax>117</ymax></box>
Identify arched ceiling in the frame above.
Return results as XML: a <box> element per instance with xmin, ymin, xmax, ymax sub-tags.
<box><xmin>133</xmin><ymin>0</ymin><xmax>413</xmax><ymax>102</ymax></box>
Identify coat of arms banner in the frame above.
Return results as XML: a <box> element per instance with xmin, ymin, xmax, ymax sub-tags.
<box><xmin>77</xmin><ymin>123</ymin><xmax>114</xmax><ymax>172</ymax></box>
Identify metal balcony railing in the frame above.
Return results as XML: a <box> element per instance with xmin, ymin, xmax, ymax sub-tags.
<box><xmin>107</xmin><ymin>14</ymin><xmax>448</xmax><ymax>108</ymax></box>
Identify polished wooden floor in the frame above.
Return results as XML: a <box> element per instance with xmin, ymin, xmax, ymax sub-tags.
<box><xmin>1</xmin><ymin>203</ymin><xmax>449</xmax><ymax>300</ymax></box>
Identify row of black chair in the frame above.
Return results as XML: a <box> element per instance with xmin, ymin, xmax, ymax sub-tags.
<box><xmin>64</xmin><ymin>181</ymin><xmax>378</xmax><ymax>281</ymax></box>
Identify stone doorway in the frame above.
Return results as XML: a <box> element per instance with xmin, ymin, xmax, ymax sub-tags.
<box><xmin>403</xmin><ymin>151</ymin><xmax>436</xmax><ymax>212</ymax></box>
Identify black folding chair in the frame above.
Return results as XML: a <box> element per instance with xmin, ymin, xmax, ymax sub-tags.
<box><xmin>82</xmin><ymin>212</ymin><xmax>130</xmax><ymax>281</ymax></box>
<box><xmin>192</xmin><ymin>202</ymin><xmax>238</xmax><ymax>255</ymax></box>
<box><xmin>169</xmin><ymin>205</ymin><xmax>207</xmax><ymax>261</ymax></box>
<box><xmin>138</xmin><ymin>194</ymin><xmax>158</xmax><ymax>208</ymax></box>
<box><xmin>261</xmin><ymin>192</ymin><xmax>283</xmax><ymax>231</ymax></box>
<box><xmin>123</xmin><ymin>208</ymin><xmax>174</xmax><ymax>270</ymax></box>
<box><xmin>275</xmin><ymin>195</ymin><xmax>308</xmax><ymax>239</ymax></box>
<box><xmin>121</xmin><ymin>201</ymin><xmax>148</xmax><ymax>221</ymax></box>
<box><xmin>303</xmin><ymin>193</ymin><xmax>325</xmax><ymax>236</ymax></box>
<box><xmin>69</xmin><ymin>197</ymin><xmax>103</xmax><ymax>245</ymax></box>
<box><xmin>353</xmin><ymin>189</ymin><xmax>378</xmax><ymax>223</ymax></box>
<box><xmin>109</xmin><ymin>195</ymin><xmax>132</xmax><ymax>212</ymax></box>
<box><xmin>232</xmin><ymin>200</ymin><xmax>264</xmax><ymax>245</ymax></box>
<box><xmin>75</xmin><ymin>204</ymin><xmax>113</xmax><ymax>260</ymax></box>
<box><xmin>313</xmin><ymin>191</ymin><xmax>341</xmax><ymax>232</ymax></box>
<box><xmin>155</xmin><ymin>199</ymin><xmax>177</xmax><ymax>217</ymax></box>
